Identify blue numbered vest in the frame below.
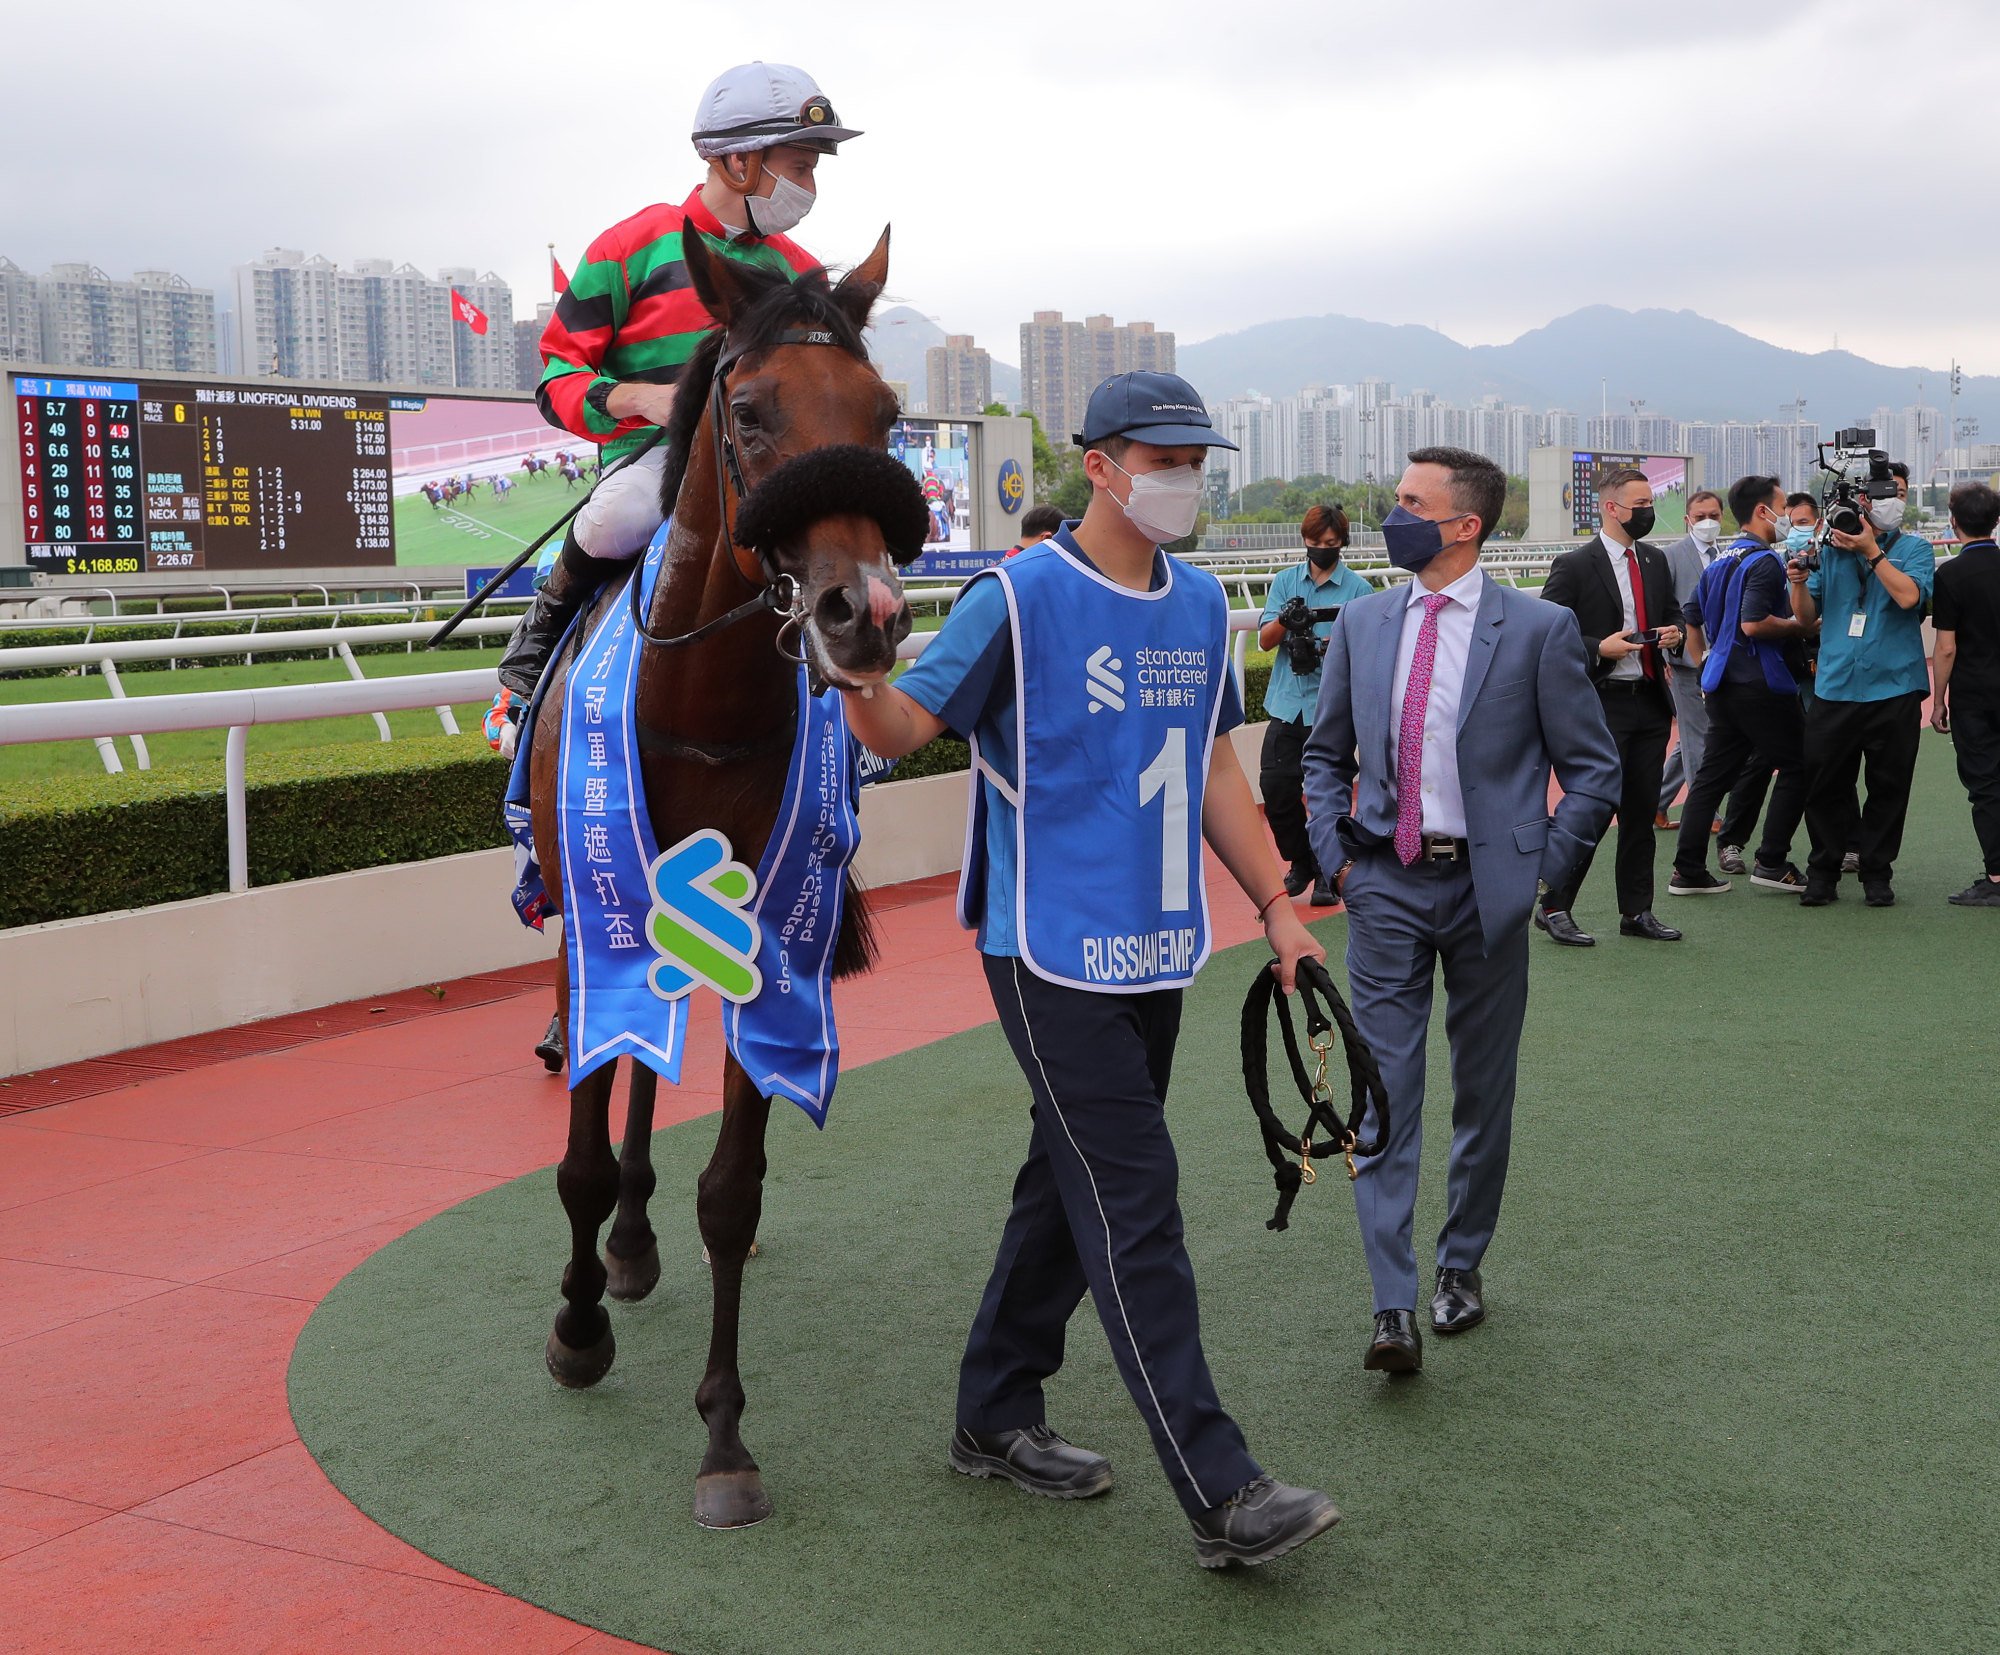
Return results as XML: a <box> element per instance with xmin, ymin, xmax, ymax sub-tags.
<box><xmin>960</xmin><ymin>539</ymin><xmax>1229</xmax><ymax>993</ymax></box>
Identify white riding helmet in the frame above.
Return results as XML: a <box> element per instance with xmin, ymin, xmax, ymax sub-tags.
<box><xmin>691</xmin><ymin>62</ymin><xmax>862</xmax><ymax>159</ymax></box>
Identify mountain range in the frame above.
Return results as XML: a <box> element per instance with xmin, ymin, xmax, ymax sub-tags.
<box><xmin>874</xmin><ymin>301</ymin><xmax>1998</xmax><ymax>440</ymax></box>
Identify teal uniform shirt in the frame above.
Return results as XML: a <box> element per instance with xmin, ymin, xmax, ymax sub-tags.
<box><xmin>1805</xmin><ymin>528</ymin><xmax>1935</xmax><ymax>702</ymax></box>
<box><xmin>1258</xmin><ymin>559</ymin><xmax>1377</xmax><ymax>723</ymax></box>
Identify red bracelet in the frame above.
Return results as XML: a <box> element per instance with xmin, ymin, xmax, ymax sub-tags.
<box><xmin>1256</xmin><ymin>890</ymin><xmax>1288</xmax><ymax>923</ymax></box>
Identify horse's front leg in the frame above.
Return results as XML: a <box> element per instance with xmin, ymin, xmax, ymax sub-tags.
<box><xmin>604</xmin><ymin>1063</ymin><xmax>661</xmax><ymax>1302</ymax></box>
<box><xmin>692</xmin><ymin>1055</ymin><xmax>773</xmax><ymax>1529</ymax></box>
<box><xmin>546</xmin><ymin>1061</ymin><xmax>620</xmax><ymax>1388</ymax></box>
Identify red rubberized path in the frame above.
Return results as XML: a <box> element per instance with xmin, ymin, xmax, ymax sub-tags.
<box><xmin>0</xmin><ymin>861</ymin><xmax>1282</xmax><ymax>1651</ymax></box>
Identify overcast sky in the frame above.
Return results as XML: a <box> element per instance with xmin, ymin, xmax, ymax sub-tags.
<box><xmin>8</xmin><ymin>0</ymin><xmax>1996</xmax><ymax>376</ymax></box>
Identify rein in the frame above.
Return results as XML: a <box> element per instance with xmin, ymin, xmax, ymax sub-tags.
<box><xmin>1239</xmin><ymin>958</ymin><xmax>1390</xmax><ymax>1231</ymax></box>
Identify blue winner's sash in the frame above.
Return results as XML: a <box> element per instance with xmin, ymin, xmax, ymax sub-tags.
<box><xmin>971</xmin><ymin>541</ymin><xmax>1228</xmax><ymax>993</ymax></box>
<box><xmin>507</xmin><ymin>525</ymin><xmax>863</xmax><ymax>1125</ymax></box>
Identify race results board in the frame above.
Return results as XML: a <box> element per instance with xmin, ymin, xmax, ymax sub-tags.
<box><xmin>14</xmin><ymin>375</ymin><xmax>396</xmax><ymax>574</ymax></box>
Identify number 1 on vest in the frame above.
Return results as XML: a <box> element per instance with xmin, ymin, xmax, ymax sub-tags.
<box><xmin>1138</xmin><ymin>726</ymin><xmax>1191</xmax><ymax>913</ymax></box>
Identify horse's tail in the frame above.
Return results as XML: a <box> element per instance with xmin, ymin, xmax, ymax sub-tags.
<box><xmin>832</xmin><ymin>873</ymin><xmax>878</xmax><ymax>980</ymax></box>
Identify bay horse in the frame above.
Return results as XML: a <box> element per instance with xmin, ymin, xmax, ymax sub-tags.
<box><xmin>526</xmin><ymin>226</ymin><xmax>915</xmax><ymax>1529</ymax></box>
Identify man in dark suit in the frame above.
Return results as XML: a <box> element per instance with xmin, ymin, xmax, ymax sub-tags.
<box><xmin>1304</xmin><ymin>446</ymin><xmax>1618</xmax><ymax>1372</ymax></box>
<box><xmin>1534</xmin><ymin>466</ymin><xmax>1685</xmax><ymax>946</ymax></box>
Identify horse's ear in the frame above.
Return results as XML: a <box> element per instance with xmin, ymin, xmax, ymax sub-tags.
<box><xmin>683</xmin><ymin>226</ymin><xmax>760</xmax><ymax>328</ymax></box>
<box><xmin>834</xmin><ymin>226</ymin><xmax>891</xmax><ymax>329</ymax></box>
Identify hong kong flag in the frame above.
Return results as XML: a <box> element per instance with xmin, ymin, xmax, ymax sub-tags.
<box><xmin>550</xmin><ymin>249</ymin><xmax>569</xmax><ymax>295</ymax></box>
<box><xmin>450</xmin><ymin>289</ymin><xmax>490</xmax><ymax>335</ymax></box>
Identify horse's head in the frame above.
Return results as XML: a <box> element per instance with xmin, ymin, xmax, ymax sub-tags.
<box><xmin>677</xmin><ymin>227</ymin><xmax>919</xmax><ymax>689</ymax></box>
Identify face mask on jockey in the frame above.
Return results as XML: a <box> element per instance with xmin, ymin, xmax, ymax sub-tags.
<box><xmin>747</xmin><ymin>168</ymin><xmax>816</xmax><ymax>237</ymax></box>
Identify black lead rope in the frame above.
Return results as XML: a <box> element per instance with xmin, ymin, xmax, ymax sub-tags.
<box><xmin>1239</xmin><ymin>957</ymin><xmax>1390</xmax><ymax>1231</ymax></box>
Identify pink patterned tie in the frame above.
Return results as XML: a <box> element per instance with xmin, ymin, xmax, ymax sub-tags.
<box><xmin>1394</xmin><ymin>592</ymin><xmax>1452</xmax><ymax>866</ymax></box>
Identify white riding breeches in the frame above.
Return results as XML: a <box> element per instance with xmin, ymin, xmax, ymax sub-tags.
<box><xmin>573</xmin><ymin>445</ymin><xmax>669</xmax><ymax>562</ymax></box>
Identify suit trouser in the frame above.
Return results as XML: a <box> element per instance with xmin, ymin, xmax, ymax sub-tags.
<box><xmin>1341</xmin><ymin>851</ymin><xmax>1529</xmax><ymax>1313</ymax></box>
<box><xmin>1718</xmin><ymin>750</ymin><xmax>1775</xmax><ymax>851</ymax></box>
<box><xmin>1658</xmin><ymin>661</ymin><xmax>1710</xmax><ymax>810</ymax></box>
<box><xmin>1673</xmin><ymin>683</ymin><xmax>1806</xmax><ymax>875</ymax></box>
<box><xmin>1951</xmin><ymin>693</ymin><xmax>2000</xmax><ymax>876</ymax></box>
<box><xmin>958</xmin><ymin>954</ymin><xmax>1260</xmax><ymax>1518</ymax></box>
<box><xmin>1803</xmin><ymin>691</ymin><xmax>1926</xmax><ymax>884</ymax></box>
<box><xmin>1259</xmin><ymin>716</ymin><xmax>1318</xmax><ymax>875</ymax></box>
<box><xmin>1545</xmin><ymin>680</ymin><xmax>1671</xmax><ymax>916</ymax></box>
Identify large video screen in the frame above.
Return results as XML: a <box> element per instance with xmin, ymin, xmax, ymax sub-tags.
<box><xmin>1566</xmin><ymin>451</ymin><xmax>1690</xmax><ymax>538</ymax></box>
<box><xmin>13</xmin><ymin>372</ymin><xmax>575</xmax><ymax>574</ymax></box>
<box><xmin>889</xmin><ymin>418</ymin><xmax>971</xmax><ymax>552</ymax></box>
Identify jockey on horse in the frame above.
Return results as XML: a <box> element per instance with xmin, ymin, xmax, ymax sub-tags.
<box><xmin>493</xmin><ymin>61</ymin><xmax>862</xmax><ymax>744</ymax></box>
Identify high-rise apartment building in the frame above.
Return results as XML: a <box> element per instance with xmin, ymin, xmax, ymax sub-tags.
<box><xmin>924</xmin><ymin>334</ymin><xmax>992</xmax><ymax>418</ymax></box>
<box><xmin>234</xmin><ymin>249</ymin><xmax>515</xmax><ymax>387</ymax></box>
<box><xmin>20</xmin><ymin>262</ymin><xmax>220</xmax><ymax>373</ymax></box>
<box><xmin>1017</xmin><ymin>310</ymin><xmax>1177</xmax><ymax>445</ymax></box>
<box><xmin>0</xmin><ymin>258</ymin><xmax>38</xmax><ymax>363</ymax></box>
<box><xmin>516</xmin><ymin>302</ymin><xmax>555</xmax><ymax>392</ymax></box>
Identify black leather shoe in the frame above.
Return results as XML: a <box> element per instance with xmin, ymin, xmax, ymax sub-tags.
<box><xmin>1309</xmin><ymin>877</ymin><xmax>1339</xmax><ymax>908</ymax></box>
<box><xmin>1534</xmin><ymin>908</ymin><xmax>1595</xmax><ymax>947</ymax></box>
<box><xmin>1363</xmin><ymin>1309</ymin><xmax>1422</xmax><ymax>1372</ymax></box>
<box><xmin>496</xmin><ymin>531</ymin><xmax>622</xmax><ymax>701</ymax></box>
<box><xmin>1863</xmin><ymin>881</ymin><xmax>1895</xmax><ymax>908</ymax></box>
<box><xmin>1190</xmin><ymin>1475</ymin><xmax>1340</xmax><ymax>1569</ymax></box>
<box><xmin>1430</xmin><ymin>1267</ymin><xmax>1485</xmax><ymax>1334</ymax></box>
<box><xmin>1799</xmin><ymin>879</ymin><xmax>1840</xmax><ymax>907</ymax></box>
<box><xmin>1283</xmin><ymin>864</ymin><xmax>1314</xmax><ymax>898</ymax></box>
<box><xmin>1619</xmin><ymin>910</ymin><xmax>1682</xmax><ymax>941</ymax></box>
<box><xmin>949</xmin><ymin>1424</ymin><xmax>1112</xmax><ymax>1499</ymax></box>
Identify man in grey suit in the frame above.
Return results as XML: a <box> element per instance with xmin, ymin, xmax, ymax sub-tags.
<box><xmin>1658</xmin><ymin>489</ymin><xmax>1727</xmax><ymax>816</ymax></box>
<box><xmin>1303</xmin><ymin>446</ymin><xmax>1619</xmax><ymax>1373</ymax></box>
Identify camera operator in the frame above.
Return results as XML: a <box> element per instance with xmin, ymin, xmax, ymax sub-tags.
<box><xmin>1792</xmin><ymin>462</ymin><xmax>1935</xmax><ymax>907</ymax></box>
<box><xmin>1928</xmin><ymin>481</ymin><xmax>2000</xmax><ymax>907</ymax></box>
<box><xmin>1258</xmin><ymin>504</ymin><xmax>1375</xmax><ymax>905</ymax></box>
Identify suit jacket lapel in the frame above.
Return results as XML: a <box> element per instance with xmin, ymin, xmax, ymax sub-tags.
<box><xmin>1457</xmin><ymin>577</ymin><xmax>1503</xmax><ymax>731</ymax></box>
<box><xmin>1588</xmin><ymin>534</ymin><xmax>1624</xmax><ymax>617</ymax></box>
<box><xmin>1378</xmin><ymin>593</ymin><xmax>1404</xmax><ymax>780</ymax></box>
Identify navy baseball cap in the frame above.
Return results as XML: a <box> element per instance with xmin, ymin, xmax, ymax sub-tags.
<box><xmin>1074</xmin><ymin>371</ymin><xmax>1237</xmax><ymax>450</ymax></box>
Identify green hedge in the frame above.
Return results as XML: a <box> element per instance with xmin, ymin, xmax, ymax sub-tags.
<box><xmin>0</xmin><ymin>737</ymin><xmax>512</xmax><ymax>929</ymax></box>
<box><xmin>0</xmin><ymin>661</ymin><xmax>1275</xmax><ymax>928</ymax></box>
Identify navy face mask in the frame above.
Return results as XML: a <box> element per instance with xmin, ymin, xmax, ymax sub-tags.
<box><xmin>1381</xmin><ymin>504</ymin><xmax>1467</xmax><ymax>572</ymax></box>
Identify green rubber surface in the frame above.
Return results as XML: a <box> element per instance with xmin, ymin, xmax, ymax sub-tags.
<box><xmin>291</xmin><ymin>741</ymin><xmax>1999</xmax><ymax>1654</ymax></box>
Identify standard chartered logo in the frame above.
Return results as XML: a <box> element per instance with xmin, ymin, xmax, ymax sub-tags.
<box><xmin>645</xmin><ymin>829</ymin><xmax>763</xmax><ymax>1004</ymax></box>
<box><xmin>1086</xmin><ymin>644</ymin><xmax>1125</xmax><ymax>713</ymax></box>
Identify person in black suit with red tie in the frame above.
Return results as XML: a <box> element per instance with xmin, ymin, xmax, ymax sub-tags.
<box><xmin>1535</xmin><ymin>466</ymin><xmax>1685</xmax><ymax>945</ymax></box>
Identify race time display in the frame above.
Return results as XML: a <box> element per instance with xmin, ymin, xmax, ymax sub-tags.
<box><xmin>12</xmin><ymin>374</ymin><xmax>568</xmax><ymax>575</ymax></box>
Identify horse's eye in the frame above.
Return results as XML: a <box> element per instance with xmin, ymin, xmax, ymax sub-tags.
<box><xmin>733</xmin><ymin>404</ymin><xmax>760</xmax><ymax>433</ymax></box>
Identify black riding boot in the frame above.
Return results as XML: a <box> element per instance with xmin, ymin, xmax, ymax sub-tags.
<box><xmin>496</xmin><ymin>532</ymin><xmax>623</xmax><ymax>701</ymax></box>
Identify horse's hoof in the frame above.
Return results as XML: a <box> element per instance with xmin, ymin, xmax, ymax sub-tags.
<box><xmin>604</xmin><ymin>1239</ymin><xmax>661</xmax><ymax>1303</ymax></box>
<box><xmin>693</xmin><ymin>1469</ymin><xmax>773</xmax><ymax>1529</ymax></box>
<box><xmin>545</xmin><ymin>1323</ymin><xmax>616</xmax><ymax>1388</ymax></box>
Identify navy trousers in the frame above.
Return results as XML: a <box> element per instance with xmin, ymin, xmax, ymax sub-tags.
<box><xmin>1341</xmin><ymin>851</ymin><xmax>1530</xmax><ymax>1313</ymax></box>
<box><xmin>957</xmin><ymin>953</ymin><xmax>1260</xmax><ymax>1518</ymax></box>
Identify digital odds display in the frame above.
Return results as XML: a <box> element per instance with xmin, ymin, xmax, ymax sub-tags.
<box><xmin>12</xmin><ymin>374</ymin><xmax>575</xmax><ymax>575</ymax></box>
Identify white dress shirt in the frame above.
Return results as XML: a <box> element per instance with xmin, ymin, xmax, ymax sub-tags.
<box><xmin>1388</xmin><ymin>565</ymin><xmax>1484</xmax><ymax>838</ymax></box>
<box><xmin>1599</xmin><ymin>528</ymin><xmax>1644</xmax><ymax>681</ymax></box>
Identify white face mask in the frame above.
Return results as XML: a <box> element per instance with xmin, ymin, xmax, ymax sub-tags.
<box><xmin>1689</xmin><ymin>517</ymin><xmax>1722</xmax><ymax>545</ymax></box>
<box><xmin>1868</xmin><ymin>496</ymin><xmax>1906</xmax><ymax>534</ymax></box>
<box><xmin>1107</xmin><ymin>458</ymin><xmax>1204</xmax><ymax>544</ymax></box>
<box><xmin>746</xmin><ymin>168</ymin><xmax>815</xmax><ymax>237</ymax></box>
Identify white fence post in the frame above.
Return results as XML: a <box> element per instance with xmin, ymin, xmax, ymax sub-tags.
<box><xmin>333</xmin><ymin>641</ymin><xmax>394</xmax><ymax>742</ymax></box>
<box><xmin>225</xmin><ymin>724</ymin><xmax>249</xmax><ymax>893</ymax></box>
<box><xmin>97</xmin><ymin>660</ymin><xmax>150</xmax><ymax>771</ymax></box>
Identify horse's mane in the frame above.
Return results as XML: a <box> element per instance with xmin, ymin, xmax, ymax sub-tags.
<box><xmin>655</xmin><ymin>260</ymin><xmax>872</xmax><ymax>516</ymax></box>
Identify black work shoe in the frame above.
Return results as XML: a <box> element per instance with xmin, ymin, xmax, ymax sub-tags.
<box><xmin>1363</xmin><ymin>1309</ymin><xmax>1422</xmax><ymax>1372</ymax></box>
<box><xmin>1863</xmin><ymin>881</ymin><xmax>1895</xmax><ymax>908</ymax></box>
<box><xmin>1619</xmin><ymin>911</ymin><xmax>1682</xmax><ymax>941</ymax></box>
<box><xmin>496</xmin><ymin>532</ymin><xmax>622</xmax><ymax>701</ymax></box>
<box><xmin>949</xmin><ymin>1424</ymin><xmax>1112</xmax><ymax>1499</ymax></box>
<box><xmin>1283</xmin><ymin>864</ymin><xmax>1314</xmax><ymax>898</ymax></box>
<box><xmin>1668</xmin><ymin>868</ymin><xmax>1731</xmax><ymax>896</ymax></box>
<box><xmin>1799</xmin><ymin>879</ymin><xmax>1840</xmax><ymax>907</ymax></box>
<box><xmin>1309</xmin><ymin>877</ymin><xmax>1339</xmax><ymax>908</ymax></box>
<box><xmin>1190</xmin><ymin>1475</ymin><xmax>1341</xmax><ymax>1570</ymax></box>
<box><xmin>1431</xmin><ymin>1267</ymin><xmax>1485</xmax><ymax>1334</ymax></box>
<box><xmin>1533</xmin><ymin>908</ymin><xmax>1595</xmax><ymax>946</ymax></box>
<box><xmin>1948</xmin><ymin>878</ymin><xmax>2000</xmax><ymax>907</ymax></box>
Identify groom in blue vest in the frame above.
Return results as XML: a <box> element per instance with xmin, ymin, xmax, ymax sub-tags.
<box><xmin>839</xmin><ymin>372</ymin><xmax>1341</xmax><ymax>1570</ymax></box>
<box><xmin>1304</xmin><ymin>446</ymin><xmax>1618</xmax><ymax>1372</ymax></box>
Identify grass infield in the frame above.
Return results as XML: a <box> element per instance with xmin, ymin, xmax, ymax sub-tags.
<box><xmin>291</xmin><ymin>743</ymin><xmax>1997</xmax><ymax>1654</ymax></box>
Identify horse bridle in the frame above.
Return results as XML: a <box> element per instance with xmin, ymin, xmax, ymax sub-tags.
<box><xmin>626</xmin><ymin>324</ymin><xmax>850</xmax><ymax>655</ymax></box>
